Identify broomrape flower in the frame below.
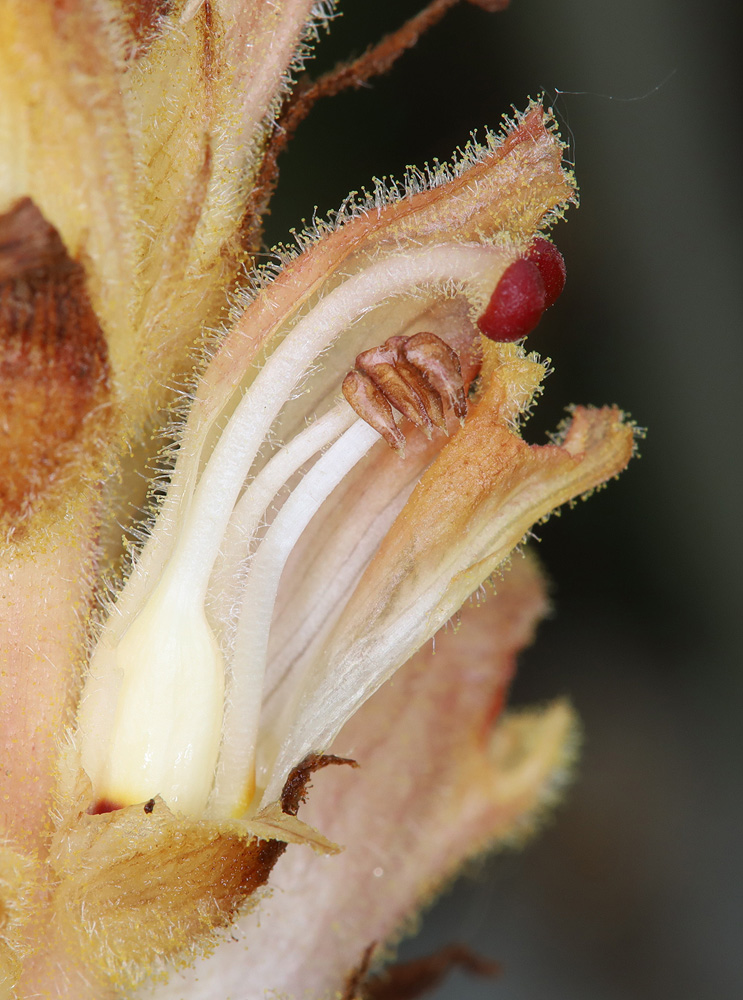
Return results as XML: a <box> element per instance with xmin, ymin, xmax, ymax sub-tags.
<box><xmin>0</xmin><ymin>1</ymin><xmax>636</xmax><ymax>997</ymax></box>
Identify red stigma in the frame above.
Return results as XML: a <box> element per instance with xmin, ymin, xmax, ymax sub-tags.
<box><xmin>525</xmin><ymin>237</ymin><xmax>566</xmax><ymax>308</ymax></box>
<box><xmin>477</xmin><ymin>258</ymin><xmax>546</xmax><ymax>343</ymax></box>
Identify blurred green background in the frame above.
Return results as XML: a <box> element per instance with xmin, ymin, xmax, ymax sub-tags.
<box><xmin>263</xmin><ymin>1</ymin><xmax>742</xmax><ymax>996</ymax></box>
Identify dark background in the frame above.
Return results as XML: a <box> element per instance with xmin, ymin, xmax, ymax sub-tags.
<box><xmin>263</xmin><ymin>2</ymin><xmax>743</xmax><ymax>997</ymax></box>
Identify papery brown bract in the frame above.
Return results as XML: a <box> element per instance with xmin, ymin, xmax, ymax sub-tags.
<box><xmin>45</xmin><ymin>758</ymin><xmax>344</xmax><ymax>990</ymax></box>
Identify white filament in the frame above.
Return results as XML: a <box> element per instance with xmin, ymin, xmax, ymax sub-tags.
<box><xmin>211</xmin><ymin>401</ymin><xmax>357</xmax><ymax>607</ymax></box>
<box><xmin>210</xmin><ymin>418</ymin><xmax>380</xmax><ymax>817</ymax></box>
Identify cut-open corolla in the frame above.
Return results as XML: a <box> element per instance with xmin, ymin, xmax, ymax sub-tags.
<box><xmin>73</xmin><ymin>106</ymin><xmax>634</xmax><ymax>841</ymax></box>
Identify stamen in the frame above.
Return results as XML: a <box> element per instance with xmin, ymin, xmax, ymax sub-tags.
<box><xmin>388</xmin><ymin>337</ymin><xmax>447</xmax><ymax>431</ymax></box>
<box><xmin>343</xmin><ymin>332</ymin><xmax>467</xmax><ymax>442</ymax></box>
<box><xmin>341</xmin><ymin>370</ymin><xmax>405</xmax><ymax>454</ymax></box>
<box><xmin>212</xmin><ymin>401</ymin><xmax>358</xmax><ymax>606</ymax></box>
<box><xmin>402</xmin><ymin>332</ymin><xmax>467</xmax><ymax>423</ymax></box>
<box><xmin>210</xmin><ymin>418</ymin><xmax>381</xmax><ymax>818</ymax></box>
<box><xmin>355</xmin><ymin>340</ymin><xmax>437</xmax><ymax>437</ymax></box>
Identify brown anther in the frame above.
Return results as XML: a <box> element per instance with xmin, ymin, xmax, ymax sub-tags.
<box><xmin>386</xmin><ymin>337</ymin><xmax>447</xmax><ymax>431</ymax></box>
<box><xmin>403</xmin><ymin>331</ymin><xmax>467</xmax><ymax>424</ymax></box>
<box><xmin>354</xmin><ymin>339</ymin><xmax>436</xmax><ymax>438</ymax></box>
<box><xmin>343</xmin><ymin>333</ymin><xmax>468</xmax><ymax>453</ymax></box>
<box><xmin>342</xmin><ymin>370</ymin><xmax>406</xmax><ymax>454</ymax></box>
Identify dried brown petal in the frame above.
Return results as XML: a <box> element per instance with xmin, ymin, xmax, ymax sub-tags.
<box><xmin>360</xmin><ymin>944</ymin><xmax>501</xmax><ymax>1000</ymax></box>
<box><xmin>466</xmin><ymin>0</ymin><xmax>511</xmax><ymax>11</ymax></box>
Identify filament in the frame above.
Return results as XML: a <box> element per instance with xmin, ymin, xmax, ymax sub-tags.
<box><xmin>210</xmin><ymin>418</ymin><xmax>380</xmax><ymax>817</ymax></box>
<box><xmin>211</xmin><ymin>401</ymin><xmax>358</xmax><ymax>607</ymax></box>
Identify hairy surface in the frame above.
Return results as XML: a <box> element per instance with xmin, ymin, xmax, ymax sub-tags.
<box><xmin>0</xmin><ymin>199</ymin><xmax>110</xmax><ymax>530</ymax></box>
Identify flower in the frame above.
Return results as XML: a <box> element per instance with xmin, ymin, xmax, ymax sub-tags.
<box><xmin>0</xmin><ymin>2</ymin><xmax>636</xmax><ymax>996</ymax></box>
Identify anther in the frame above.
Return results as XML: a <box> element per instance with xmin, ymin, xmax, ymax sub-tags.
<box><xmin>342</xmin><ymin>370</ymin><xmax>406</xmax><ymax>454</ymax></box>
<box><xmin>387</xmin><ymin>336</ymin><xmax>447</xmax><ymax>432</ymax></box>
<box><xmin>342</xmin><ymin>333</ymin><xmax>467</xmax><ymax>452</ymax></box>
<box><xmin>354</xmin><ymin>340</ymin><xmax>436</xmax><ymax>437</ymax></box>
<box><xmin>402</xmin><ymin>332</ymin><xmax>467</xmax><ymax>424</ymax></box>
